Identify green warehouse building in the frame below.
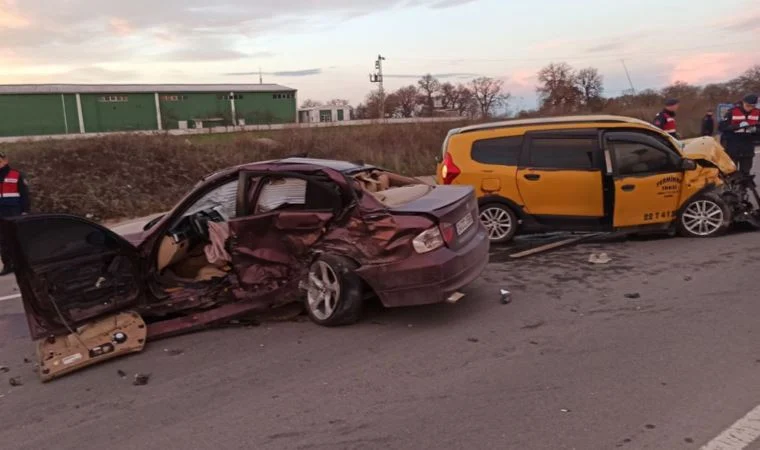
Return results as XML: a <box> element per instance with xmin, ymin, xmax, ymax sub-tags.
<box><xmin>0</xmin><ymin>83</ymin><xmax>297</xmax><ymax>137</ymax></box>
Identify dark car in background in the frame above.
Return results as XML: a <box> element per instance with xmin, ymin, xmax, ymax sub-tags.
<box><xmin>1</xmin><ymin>158</ymin><xmax>488</xmax><ymax>381</ymax></box>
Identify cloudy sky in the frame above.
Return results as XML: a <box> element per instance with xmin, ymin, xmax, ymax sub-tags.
<box><xmin>1</xmin><ymin>0</ymin><xmax>758</xmax><ymax>109</ymax></box>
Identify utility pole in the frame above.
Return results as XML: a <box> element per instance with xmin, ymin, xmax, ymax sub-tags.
<box><xmin>621</xmin><ymin>59</ymin><xmax>636</xmax><ymax>95</ymax></box>
<box><xmin>369</xmin><ymin>54</ymin><xmax>386</xmax><ymax>118</ymax></box>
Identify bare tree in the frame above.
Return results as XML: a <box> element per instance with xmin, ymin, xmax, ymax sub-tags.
<box><xmin>453</xmin><ymin>84</ymin><xmax>477</xmax><ymax>117</ymax></box>
<box><xmin>537</xmin><ymin>62</ymin><xmax>581</xmax><ymax>112</ymax></box>
<box><xmin>471</xmin><ymin>77</ymin><xmax>509</xmax><ymax>118</ymax></box>
<box><xmin>730</xmin><ymin>65</ymin><xmax>760</xmax><ymax>95</ymax></box>
<box><xmin>395</xmin><ymin>85</ymin><xmax>418</xmax><ymax>118</ymax></box>
<box><xmin>661</xmin><ymin>81</ymin><xmax>701</xmax><ymax>101</ymax></box>
<box><xmin>702</xmin><ymin>83</ymin><xmax>732</xmax><ymax>104</ymax></box>
<box><xmin>362</xmin><ymin>90</ymin><xmax>401</xmax><ymax>119</ymax></box>
<box><xmin>439</xmin><ymin>82</ymin><xmax>459</xmax><ymax>110</ymax></box>
<box><xmin>353</xmin><ymin>103</ymin><xmax>369</xmax><ymax>119</ymax></box>
<box><xmin>300</xmin><ymin>99</ymin><xmax>322</xmax><ymax>108</ymax></box>
<box><xmin>575</xmin><ymin>67</ymin><xmax>604</xmax><ymax>109</ymax></box>
<box><xmin>417</xmin><ymin>74</ymin><xmax>441</xmax><ymax>117</ymax></box>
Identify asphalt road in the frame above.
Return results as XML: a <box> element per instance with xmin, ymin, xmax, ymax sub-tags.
<box><xmin>1</xmin><ymin>157</ymin><xmax>759</xmax><ymax>450</ymax></box>
<box><xmin>0</xmin><ymin>227</ymin><xmax>759</xmax><ymax>449</ymax></box>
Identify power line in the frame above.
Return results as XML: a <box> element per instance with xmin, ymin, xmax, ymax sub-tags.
<box><xmin>389</xmin><ymin>40</ymin><xmax>758</xmax><ymax>64</ymax></box>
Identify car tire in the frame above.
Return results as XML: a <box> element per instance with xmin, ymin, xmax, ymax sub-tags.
<box><xmin>677</xmin><ymin>193</ymin><xmax>732</xmax><ymax>238</ymax></box>
<box><xmin>479</xmin><ymin>203</ymin><xmax>518</xmax><ymax>244</ymax></box>
<box><xmin>304</xmin><ymin>254</ymin><xmax>364</xmax><ymax>327</ymax></box>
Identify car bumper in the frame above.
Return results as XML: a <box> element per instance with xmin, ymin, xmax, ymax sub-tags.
<box><xmin>360</xmin><ymin>224</ymin><xmax>490</xmax><ymax>308</ymax></box>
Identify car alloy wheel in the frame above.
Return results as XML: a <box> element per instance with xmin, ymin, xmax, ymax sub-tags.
<box><xmin>306</xmin><ymin>260</ymin><xmax>342</xmax><ymax>321</ymax></box>
<box><xmin>479</xmin><ymin>205</ymin><xmax>516</xmax><ymax>243</ymax></box>
<box><xmin>681</xmin><ymin>199</ymin><xmax>725</xmax><ymax>236</ymax></box>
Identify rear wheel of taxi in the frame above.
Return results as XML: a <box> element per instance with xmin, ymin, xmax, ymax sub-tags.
<box><xmin>305</xmin><ymin>255</ymin><xmax>364</xmax><ymax>327</ymax></box>
<box><xmin>677</xmin><ymin>194</ymin><xmax>732</xmax><ymax>238</ymax></box>
<box><xmin>479</xmin><ymin>204</ymin><xmax>518</xmax><ymax>244</ymax></box>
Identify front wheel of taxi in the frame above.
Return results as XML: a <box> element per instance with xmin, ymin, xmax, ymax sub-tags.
<box><xmin>305</xmin><ymin>255</ymin><xmax>364</xmax><ymax>327</ymax></box>
<box><xmin>479</xmin><ymin>204</ymin><xmax>518</xmax><ymax>244</ymax></box>
<box><xmin>677</xmin><ymin>194</ymin><xmax>732</xmax><ymax>238</ymax></box>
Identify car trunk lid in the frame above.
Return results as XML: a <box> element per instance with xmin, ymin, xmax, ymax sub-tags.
<box><xmin>391</xmin><ymin>185</ymin><xmax>480</xmax><ymax>251</ymax></box>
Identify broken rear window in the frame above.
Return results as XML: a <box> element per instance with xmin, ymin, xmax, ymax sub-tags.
<box><xmin>256</xmin><ymin>178</ymin><xmax>307</xmax><ymax>212</ymax></box>
<box><xmin>249</xmin><ymin>176</ymin><xmax>342</xmax><ymax>215</ymax></box>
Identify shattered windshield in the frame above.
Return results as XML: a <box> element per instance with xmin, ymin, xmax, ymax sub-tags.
<box><xmin>183</xmin><ymin>180</ymin><xmax>239</xmax><ymax>220</ymax></box>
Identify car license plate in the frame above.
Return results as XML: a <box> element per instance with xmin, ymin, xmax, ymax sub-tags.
<box><xmin>456</xmin><ymin>212</ymin><xmax>474</xmax><ymax>236</ymax></box>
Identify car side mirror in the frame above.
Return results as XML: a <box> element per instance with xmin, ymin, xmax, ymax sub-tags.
<box><xmin>681</xmin><ymin>159</ymin><xmax>697</xmax><ymax>171</ymax></box>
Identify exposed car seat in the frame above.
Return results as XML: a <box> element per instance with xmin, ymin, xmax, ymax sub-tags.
<box><xmin>371</xmin><ymin>184</ymin><xmax>433</xmax><ymax>207</ymax></box>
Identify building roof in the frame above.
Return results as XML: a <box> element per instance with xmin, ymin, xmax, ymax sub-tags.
<box><xmin>298</xmin><ymin>105</ymin><xmax>351</xmax><ymax>111</ymax></box>
<box><xmin>0</xmin><ymin>83</ymin><xmax>296</xmax><ymax>95</ymax></box>
<box><xmin>456</xmin><ymin>115</ymin><xmax>653</xmax><ymax>133</ymax></box>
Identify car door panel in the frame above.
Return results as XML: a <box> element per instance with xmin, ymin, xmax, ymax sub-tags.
<box><xmin>606</xmin><ymin>131</ymin><xmax>684</xmax><ymax>228</ymax></box>
<box><xmin>229</xmin><ymin>211</ymin><xmax>333</xmax><ymax>290</ymax></box>
<box><xmin>516</xmin><ymin>169</ymin><xmax>605</xmax><ymax>216</ymax></box>
<box><xmin>516</xmin><ymin>132</ymin><xmax>605</xmax><ymax>218</ymax></box>
<box><xmin>613</xmin><ymin>173</ymin><xmax>682</xmax><ymax>227</ymax></box>
<box><xmin>228</xmin><ymin>170</ymin><xmax>340</xmax><ymax>303</ymax></box>
<box><xmin>1</xmin><ymin>215</ymin><xmax>143</xmax><ymax>340</ymax></box>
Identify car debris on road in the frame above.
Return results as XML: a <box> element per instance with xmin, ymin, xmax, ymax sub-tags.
<box><xmin>133</xmin><ymin>373</ymin><xmax>151</xmax><ymax>386</ymax></box>
<box><xmin>589</xmin><ymin>253</ymin><xmax>612</xmax><ymax>264</ymax></box>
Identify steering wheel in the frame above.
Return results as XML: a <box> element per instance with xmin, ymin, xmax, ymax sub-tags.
<box><xmin>188</xmin><ymin>213</ymin><xmax>209</xmax><ymax>241</ymax></box>
<box><xmin>188</xmin><ymin>209</ymin><xmax>225</xmax><ymax>242</ymax></box>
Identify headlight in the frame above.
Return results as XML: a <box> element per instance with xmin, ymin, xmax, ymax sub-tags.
<box><xmin>412</xmin><ymin>227</ymin><xmax>444</xmax><ymax>254</ymax></box>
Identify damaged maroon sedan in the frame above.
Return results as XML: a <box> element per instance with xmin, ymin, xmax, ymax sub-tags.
<box><xmin>2</xmin><ymin>158</ymin><xmax>488</xmax><ymax>381</ymax></box>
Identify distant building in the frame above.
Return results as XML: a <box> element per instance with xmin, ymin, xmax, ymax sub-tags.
<box><xmin>0</xmin><ymin>83</ymin><xmax>297</xmax><ymax>137</ymax></box>
<box><xmin>298</xmin><ymin>105</ymin><xmax>352</xmax><ymax>123</ymax></box>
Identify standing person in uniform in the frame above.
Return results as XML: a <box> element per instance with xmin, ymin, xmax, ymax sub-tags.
<box><xmin>0</xmin><ymin>151</ymin><xmax>31</xmax><ymax>275</ymax></box>
<box><xmin>653</xmin><ymin>98</ymin><xmax>681</xmax><ymax>139</ymax></box>
<box><xmin>719</xmin><ymin>94</ymin><xmax>759</xmax><ymax>176</ymax></box>
<box><xmin>701</xmin><ymin>110</ymin><xmax>715</xmax><ymax>136</ymax></box>
<box><xmin>720</xmin><ymin>100</ymin><xmax>743</xmax><ymax>149</ymax></box>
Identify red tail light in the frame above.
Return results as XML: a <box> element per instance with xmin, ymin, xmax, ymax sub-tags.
<box><xmin>441</xmin><ymin>153</ymin><xmax>461</xmax><ymax>185</ymax></box>
<box><xmin>439</xmin><ymin>223</ymin><xmax>455</xmax><ymax>246</ymax></box>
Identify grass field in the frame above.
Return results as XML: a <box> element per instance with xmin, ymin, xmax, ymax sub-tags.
<box><xmin>6</xmin><ymin>121</ymin><xmax>466</xmax><ymax>221</ymax></box>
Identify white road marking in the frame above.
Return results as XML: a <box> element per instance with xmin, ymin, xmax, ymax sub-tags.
<box><xmin>0</xmin><ymin>293</ymin><xmax>21</xmax><ymax>302</ymax></box>
<box><xmin>702</xmin><ymin>404</ymin><xmax>760</xmax><ymax>449</ymax></box>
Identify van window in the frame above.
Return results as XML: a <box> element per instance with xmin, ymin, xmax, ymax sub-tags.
<box><xmin>612</xmin><ymin>141</ymin><xmax>679</xmax><ymax>175</ymax></box>
<box><xmin>471</xmin><ymin>136</ymin><xmax>523</xmax><ymax>166</ymax></box>
<box><xmin>528</xmin><ymin>137</ymin><xmax>598</xmax><ymax>170</ymax></box>
<box><xmin>605</xmin><ymin>131</ymin><xmax>681</xmax><ymax>176</ymax></box>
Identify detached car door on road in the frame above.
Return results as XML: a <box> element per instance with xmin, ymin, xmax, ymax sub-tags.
<box><xmin>605</xmin><ymin>131</ymin><xmax>684</xmax><ymax>228</ymax></box>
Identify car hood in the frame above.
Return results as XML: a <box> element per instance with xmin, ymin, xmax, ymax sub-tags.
<box><xmin>681</xmin><ymin>136</ymin><xmax>737</xmax><ymax>174</ymax></box>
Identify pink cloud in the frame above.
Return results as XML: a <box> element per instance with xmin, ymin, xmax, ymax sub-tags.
<box><xmin>109</xmin><ymin>18</ymin><xmax>133</xmax><ymax>36</ymax></box>
<box><xmin>0</xmin><ymin>0</ymin><xmax>30</xmax><ymax>29</ymax></box>
<box><xmin>507</xmin><ymin>69</ymin><xmax>537</xmax><ymax>89</ymax></box>
<box><xmin>669</xmin><ymin>52</ymin><xmax>750</xmax><ymax>85</ymax></box>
